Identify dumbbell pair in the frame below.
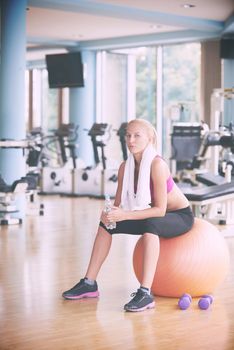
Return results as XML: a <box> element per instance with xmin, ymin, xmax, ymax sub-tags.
<box><xmin>178</xmin><ymin>293</ymin><xmax>213</xmax><ymax>310</ymax></box>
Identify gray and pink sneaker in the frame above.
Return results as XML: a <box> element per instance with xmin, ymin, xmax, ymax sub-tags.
<box><xmin>124</xmin><ymin>289</ymin><xmax>155</xmax><ymax>312</ymax></box>
<box><xmin>62</xmin><ymin>278</ymin><xmax>99</xmax><ymax>300</ymax></box>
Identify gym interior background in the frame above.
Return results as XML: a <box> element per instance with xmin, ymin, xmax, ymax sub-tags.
<box><xmin>1</xmin><ymin>1</ymin><xmax>234</xmax><ymax>349</ymax></box>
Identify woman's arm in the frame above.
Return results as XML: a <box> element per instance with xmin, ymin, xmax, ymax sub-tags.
<box><xmin>100</xmin><ymin>161</ymin><xmax>125</xmax><ymax>226</ymax></box>
<box><xmin>113</xmin><ymin>161</ymin><xmax>125</xmax><ymax>207</ymax></box>
<box><xmin>107</xmin><ymin>157</ymin><xmax>169</xmax><ymax>222</ymax></box>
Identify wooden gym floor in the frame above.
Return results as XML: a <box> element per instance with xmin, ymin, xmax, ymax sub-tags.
<box><xmin>0</xmin><ymin>195</ymin><xmax>234</xmax><ymax>350</ymax></box>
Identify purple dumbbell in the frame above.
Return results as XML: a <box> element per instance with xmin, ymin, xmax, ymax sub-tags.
<box><xmin>178</xmin><ymin>293</ymin><xmax>192</xmax><ymax>310</ymax></box>
<box><xmin>181</xmin><ymin>293</ymin><xmax>192</xmax><ymax>302</ymax></box>
<box><xmin>198</xmin><ymin>295</ymin><xmax>214</xmax><ymax>310</ymax></box>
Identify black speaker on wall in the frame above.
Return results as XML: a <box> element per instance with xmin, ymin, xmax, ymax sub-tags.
<box><xmin>45</xmin><ymin>52</ymin><xmax>84</xmax><ymax>88</ymax></box>
<box><xmin>220</xmin><ymin>38</ymin><xmax>234</xmax><ymax>59</ymax></box>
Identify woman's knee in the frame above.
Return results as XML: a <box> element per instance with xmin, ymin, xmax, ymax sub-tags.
<box><xmin>142</xmin><ymin>218</ymin><xmax>162</xmax><ymax>234</ymax></box>
<box><xmin>142</xmin><ymin>232</ymin><xmax>159</xmax><ymax>241</ymax></box>
<box><xmin>98</xmin><ymin>225</ymin><xmax>112</xmax><ymax>238</ymax></box>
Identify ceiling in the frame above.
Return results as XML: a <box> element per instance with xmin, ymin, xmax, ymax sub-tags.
<box><xmin>27</xmin><ymin>0</ymin><xmax>234</xmax><ymax>56</ymax></box>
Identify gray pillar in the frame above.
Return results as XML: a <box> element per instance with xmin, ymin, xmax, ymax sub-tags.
<box><xmin>0</xmin><ymin>0</ymin><xmax>26</xmax><ymax>183</ymax></box>
<box><xmin>69</xmin><ymin>50</ymin><xmax>96</xmax><ymax>166</ymax></box>
<box><xmin>223</xmin><ymin>59</ymin><xmax>234</xmax><ymax>126</ymax></box>
<box><xmin>200</xmin><ymin>40</ymin><xmax>221</xmax><ymax>127</ymax></box>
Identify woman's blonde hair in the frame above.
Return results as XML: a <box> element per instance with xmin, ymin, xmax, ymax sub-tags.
<box><xmin>127</xmin><ymin>118</ymin><xmax>158</xmax><ymax>146</ymax></box>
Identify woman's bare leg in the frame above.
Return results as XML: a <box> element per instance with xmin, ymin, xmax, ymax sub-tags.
<box><xmin>85</xmin><ymin>226</ymin><xmax>112</xmax><ymax>280</ymax></box>
<box><xmin>141</xmin><ymin>233</ymin><xmax>160</xmax><ymax>289</ymax></box>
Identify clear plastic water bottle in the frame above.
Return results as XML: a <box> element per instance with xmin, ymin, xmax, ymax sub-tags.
<box><xmin>104</xmin><ymin>194</ymin><xmax>116</xmax><ymax>230</ymax></box>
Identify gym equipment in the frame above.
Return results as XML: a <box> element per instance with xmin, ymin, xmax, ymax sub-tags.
<box><xmin>183</xmin><ymin>181</ymin><xmax>234</xmax><ymax>225</ymax></box>
<box><xmin>178</xmin><ymin>294</ymin><xmax>192</xmax><ymax>310</ymax></box>
<box><xmin>198</xmin><ymin>295</ymin><xmax>214</xmax><ymax>310</ymax></box>
<box><xmin>0</xmin><ymin>175</ymin><xmax>30</xmax><ymax>225</ymax></box>
<box><xmin>40</xmin><ymin>123</ymin><xmax>79</xmax><ymax>195</ymax></box>
<box><xmin>186</xmin><ymin>124</ymin><xmax>234</xmax><ymax>184</ymax></box>
<box><xmin>0</xmin><ymin>139</ymin><xmax>37</xmax><ymax>149</ymax></box>
<box><xmin>178</xmin><ymin>124</ymin><xmax>234</xmax><ymax>225</ymax></box>
<box><xmin>26</xmin><ymin>127</ymin><xmax>44</xmax><ymax>167</ymax></box>
<box><xmin>172</xmin><ymin>89</ymin><xmax>234</xmax><ymax>186</ymax></box>
<box><xmin>210</xmin><ymin>88</ymin><xmax>234</xmax><ymax>175</ymax></box>
<box><xmin>74</xmin><ymin>123</ymin><xmax>118</xmax><ymax>197</ymax></box>
<box><xmin>0</xmin><ymin>138</ymin><xmax>43</xmax><ymax>222</ymax></box>
<box><xmin>174</xmin><ymin>93</ymin><xmax>234</xmax><ymax>225</ymax></box>
<box><xmin>170</xmin><ymin>123</ymin><xmax>202</xmax><ymax>176</ymax></box>
<box><xmin>117</xmin><ymin>122</ymin><xmax>128</xmax><ymax>161</ymax></box>
<box><xmin>133</xmin><ymin>218</ymin><xmax>230</xmax><ymax>297</ymax></box>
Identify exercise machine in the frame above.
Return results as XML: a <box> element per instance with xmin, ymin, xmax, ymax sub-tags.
<box><xmin>40</xmin><ymin>123</ymin><xmax>79</xmax><ymax>195</ymax></box>
<box><xmin>170</xmin><ymin>122</ymin><xmax>203</xmax><ymax>178</ymax></box>
<box><xmin>117</xmin><ymin>122</ymin><xmax>128</xmax><ymax>161</ymax></box>
<box><xmin>0</xmin><ymin>173</ymin><xmax>40</xmax><ymax>225</ymax></box>
<box><xmin>73</xmin><ymin>123</ymin><xmax>118</xmax><ymax>197</ymax></box>
<box><xmin>0</xmin><ymin>138</ymin><xmax>44</xmax><ymax>223</ymax></box>
<box><xmin>181</xmin><ymin>127</ymin><xmax>234</xmax><ymax>224</ymax></box>
<box><xmin>180</xmin><ymin>88</ymin><xmax>234</xmax><ymax>224</ymax></box>
<box><xmin>183</xmin><ymin>182</ymin><xmax>234</xmax><ymax>225</ymax></box>
<box><xmin>187</xmin><ymin>124</ymin><xmax>234</xmax><ymax>184</ymax></box>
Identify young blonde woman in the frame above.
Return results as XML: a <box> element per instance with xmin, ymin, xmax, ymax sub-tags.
<box><xmin>62</xmin><ymin>119</ymin><xmax>194</xmax><ymax>312</ymax></box>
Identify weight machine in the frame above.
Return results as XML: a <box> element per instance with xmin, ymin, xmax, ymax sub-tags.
<box><xmin>73</xmin><ymin>123</ymin><xmax>118</xmax><ymax>197</ymax></box>
<box><xmin>40</xmin><ymin>123</ymin><xmax>79</xmax><ymax>195</ymax></box>
<box><xmin>170</xmin><ymin>122</ymin><xmax>202</xmax><ymax>178</ymax></box>
<box><xmin>181</xmin><ymin>88</ymin><xmax>234</xmax><ymax>225</ymax></box>
<box><xmin>0</xmin><ymin>173</ymin><xmax>43</xmax><ymax>225</ymax></box>
<box><xmin>0</xmin><ymin>138</ymin><xmax>43</xmax><ymax>224</ymax></box>
<box><xmin>187</xmin><ymin>124</ymin><xmax>234</xmax><ymax>185</ymax></box>
<box><xmin>117</xmin><ymin>122</ymin><xmax>128</xmax><ymax>161</ymax></box>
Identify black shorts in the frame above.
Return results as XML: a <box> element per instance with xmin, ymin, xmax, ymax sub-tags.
<box><xmin>99</xmin><ymin>206</ymin><xmax>194</xmax><ymax>238</ymax></box>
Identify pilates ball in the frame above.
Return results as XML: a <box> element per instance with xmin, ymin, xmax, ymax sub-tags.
<box><xmin>178</xmin><ymin>296</ymin><xmax>191</xmax><ymax>310</ymax></box>
<box><xmin>198</xmin><ymin>297</ymin><xmax>211</xmax><ymax>310</ymax></box>
<box><xmin>133</xmin><ymin>218</ymin><xmax>230</xmax><ymax>297</ymax></box>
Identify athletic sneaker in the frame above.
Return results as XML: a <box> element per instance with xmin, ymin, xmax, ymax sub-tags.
<box><xmin>62</xmin><ymin>278</ymin><xmax>99</xmax><ymax>300</ymax></box>
<box><xmin>124</xmin><ymin>289</ymin><xmax>155</xmax><ymax>312</ymax></box>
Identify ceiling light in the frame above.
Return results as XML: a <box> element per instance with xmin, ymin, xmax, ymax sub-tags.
<box><xmin>181</xmin><ymin>4</ymin><xmax>196</xmax><ymax>8</ymax></box>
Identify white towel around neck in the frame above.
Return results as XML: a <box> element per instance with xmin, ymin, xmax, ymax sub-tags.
<box><xmin>121</xmin><ymin>144</ymin><xmax>157</xmax><ymax>210</ymax></box>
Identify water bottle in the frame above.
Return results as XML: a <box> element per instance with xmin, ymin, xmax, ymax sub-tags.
<box><xmin>104</xmin><ymin>195</ymin><xmax>116</xmax><ymax>230</ymax></box>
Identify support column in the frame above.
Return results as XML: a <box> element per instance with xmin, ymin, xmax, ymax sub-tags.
<box><xmin>69</xmin><ymin>50</ymin><xmax>96</xmax><ymax>165</ymax></box>
<box><xmin>0</xmin><ymin>0</ymin><xmax>26</xmax><ymax>183</ymax></box>
<box><xmin>223</xmin><ymin>59</ymin><xmax>234</xmax><ymax>126</ymax></box>
<box><xmin>200</xmin><ymin>40</ymin><xmax>221</xmax><ymax>127</ymax></box>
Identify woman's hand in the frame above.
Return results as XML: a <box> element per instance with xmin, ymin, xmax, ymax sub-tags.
<box><xmin>100</xmin><ymin>210</ymin><xmax>109</xmax><ymax>227</ymax></box>
<box><xmin>105</xmin><ymin>206</ymin><xmax>127</xmax><ymax>223</ymax></box>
